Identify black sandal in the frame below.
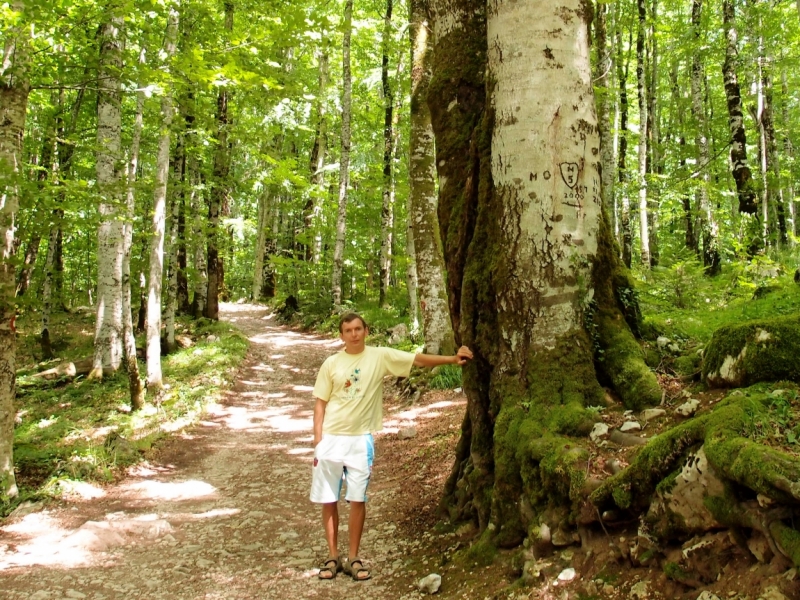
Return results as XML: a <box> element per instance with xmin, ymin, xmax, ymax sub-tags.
<box><xmin>318</xmin><ymin>556</ymin><xmax>341</xmax><ymax>580</ymax></box>
<box><xmin>344</xmin><ymin>557</ymin><xmax>371</xmax><ymax>581</ymax></box>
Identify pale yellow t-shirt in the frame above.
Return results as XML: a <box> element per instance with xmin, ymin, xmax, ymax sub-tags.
<box><xmin>313</xmin><ymin>346</ymin><xmax>415</xmax><ymax>435</ymax></box>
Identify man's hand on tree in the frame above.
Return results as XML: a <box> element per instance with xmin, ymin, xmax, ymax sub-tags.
<box><xmin>454</xmin><ymin>346</ymin><xmax>473</xmax><ymax>365</ymax></box>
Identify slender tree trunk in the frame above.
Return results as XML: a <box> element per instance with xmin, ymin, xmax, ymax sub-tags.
<box><xmin>411</xmin><ymin>0</ymin><xmax>454</xmax><ymax>355</ymax></box>
<box><xmin>722</xmin><ymin>0</ymin><xmax>757</xmax><ymax>218</ymax></box>
<box><xmin>304</xmin><ymin>48</ymin><xmax>328</xmax><ymax>263</ymax></box>
<box><xmin>691</xmin><ymin>0</ymin><xmax>720</xmax><ymax>274</ymax></box>
<box><xmin>670</xmin><ymin>61</ymin><xmax>697</xmax><ymax>252</ymax></box>
<box><xmin>206</xmin><ymin>1</ymin><xmax>234</xmax><ymax>319</ymax></box>
<box><xmin>146</xmin><ymin>3</ymin><xmax>179</xmax><ymax>390</ymax></box>
<box><xmin>617</xmin><ymin>26</ymin><xmax>632</xmax><ymax>268</ymax></box>
<box><xmin>646</xmin><ymin>0</ymin><xmax>660</xmax><ymax>266</ymax></box>
<box><xmin>331</xmin><ymin>0</ymin><xmax>353</xmax><ymax>306</ymax></box>
<box><xmin>406</xmin><ymin>193</ymin><xmax>420</xmax><ymax>336</ymax></box>
<box><xmin>123</xmin><ymin>64</ymin><xmax>145</xmax><ymax>409</ymax></box>
<box><xmin>762</xmin><ymin>69</ymin><xmax>785</xmax><ymax>245</ymax></box>
<box><xmin>636</xmin><ymin>0</ymin><xmax>650</xmax><ymax>267</ymax></box>
<box><xmin>378</xmin><ymin>0</ymin><xmax>395</xmax><ymax>307</ymax></box>
<box><xmin>91</xmin><ymin>6</ymin><xmax>126</xmax><ymax>379</ymax></box>
<box><xmin>782</xmin><ymin>69</ymin><xmax>796</xmax><ymax>239</ymax></box>
<box><xmin>595</xmin><ymin>1</ymin><xmax>614</xmax><ymax>218</ymax></box>
<box><xmin>191</xmin><ymin>172</ymin><xmax>207</xmax><ymax>317</ymax></box>
<box><xmin>165</xmin><ymin>191</ymin><xmax>179</xmax><ymax>349</ymax></box>
<box><xmin>252</xmin><ymin>189</ymin><xmax>269</xmax><ymax>300</ymax></box>
<box><xmin>0</xmin><ymin>0</ymin><xmax>30</xmax><ymax>498</ymax></box>
<box><xmin>754</xmin><ymin>27</ymin><xmax>770</xmax><ymax>248</ymax></box>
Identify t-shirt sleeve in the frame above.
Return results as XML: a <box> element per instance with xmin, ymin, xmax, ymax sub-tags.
<box><xmin>313</xmin><ymin>357</ymin><xmax>333</xmax><ymax>401</ymax></box>
<box><xmin>380</xmin><ymin>347</ymin><xmax>415</xmax><ymax>378</ymax></box>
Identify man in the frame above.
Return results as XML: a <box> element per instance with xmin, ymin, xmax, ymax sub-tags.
<box><xmin>311</xmin><ymin>312</ymin><xmax>472</xmax><ymax>581</ymax></box>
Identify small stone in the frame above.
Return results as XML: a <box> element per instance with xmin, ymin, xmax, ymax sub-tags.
<box><xmin>454</xmin><ymin>387</ymin><xmax>462</xmax><ymax>393</ymax></box>
<box><xmin>757</xmin><ymin>493</ymin><xmax>775</xmax><ymax>508</ymax></box>
<box><xmin>206</xmin><ymin>334</ymin><xmax>218</xmax><ymax>342</ymax></box>
<box><xmin>641</xmin><ymin>408</ymin><xmax>666</xmax><ymax>421</ymax></box>
<box><xmin>65</xmin><ymin>592</ymin><xmax>87</xmax><ymax>599</ymax></box>
<box><xmin>759</xmin><ymin>585</ymin><xmax>789</xmax><ymax>600</ymax></box>
<box><xmin>620</xmin><ymin>421</ymin><xmax>641</xmax><ymax>433</ymax></box>
<box><xmin>629</xmin><ymin>581</ymin><xmax>649</xmax><ymax>599</ymax></box>
<box><xmin>605</xmin><ymin>458</ymin><xmax>622</xmax><ymax>475</ymax></box>
<box><xmin>603</xmin><ymin>584</ymin><xmax>615</xmax><ymax>595</ymax></box>
<box><xmin>398</xmin><ymin>427</ymin><xmax>417</xmax><ymax>440</ymax></box>
<box><xmin>695</xmin><ymin>592</ymin><xmax>721</xmax><ymax>600</ymax></box>
<box><xmin>417</xmin><ymin>573</ymin><xmax>442</xmax><ymax>594</ymax></box>
<box><xmin>747</xmin><ymin>531</ymin><xmax>774</xmax><ymax>563</ymax></box>
<box><xmin>656</xmin><ymin>336</ymin><xmax>671</xmax><ymax>350</ymax></box>
<box><xmin>675</xmin><ymin>399</ymin><xmax>700</xmax><ymax>417</ymax></box>
<box><xmin>557</xmin><ymin>568</ymin><xmax>576</xmax><ymax>582</ymax></box>
<box><xmin>589</xmin><ymin>423</ymin><xmax>609</xmax><ymax>442</ymax></box>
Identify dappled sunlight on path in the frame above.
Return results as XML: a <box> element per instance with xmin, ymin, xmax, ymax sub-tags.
<box><xmin>0</xmin><ymin>303</ymin><xmax>460</xmax><ymax>599</ymax></box>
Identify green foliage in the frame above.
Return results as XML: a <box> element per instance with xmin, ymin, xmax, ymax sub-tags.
<box><xmin>644</xmin><ymin>247</ymin><xmax>707</xmax><ymax>309</ymax></box>
<box><xmin>429</xmin><ymin>365</ymin><xmax>462</xmax><ymax>390</ymax></box>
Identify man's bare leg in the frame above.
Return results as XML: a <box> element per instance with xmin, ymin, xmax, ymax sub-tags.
<box><xmin>347</xmin><ymin>501</ymin><xmax>368</xmax><ymax>578</ymax></box>
<box><xmin>320</xmin><ymin>502</ymin><xmax>339</xmax><ymax>579</ymax></box>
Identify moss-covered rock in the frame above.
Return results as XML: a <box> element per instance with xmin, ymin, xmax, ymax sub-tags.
<box><xmin>702</xmin><ymin>315</ymin><xmax>800</xmax><ymax>387</ymax></box>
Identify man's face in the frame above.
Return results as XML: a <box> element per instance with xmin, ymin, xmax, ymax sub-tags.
<box><xmin>340</xmin><ymin>319</ymin><xmax>367</xmax><ymax>352</ymax></box>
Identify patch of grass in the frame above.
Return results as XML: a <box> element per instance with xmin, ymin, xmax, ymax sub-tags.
<box><xmin>4</xmin><ymin>315</ymin><xmax>248</xmax><ymax>517</ymax></box>
<box><xmin>430</xmin><ymin>364</ymin><xmax>462</xmax><ymax>389</ymax></box>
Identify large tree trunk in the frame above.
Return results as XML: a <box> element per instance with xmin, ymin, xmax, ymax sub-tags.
<box><xmin>191</xmin><ymin>172</ymin><xmax>207</xmax><ymax>317</ymax></box>
<box><xmin>0</xmin><ymin>0</ymin><xmax>30</xmax><ymax>498</ymax></box>
<box><xmin>91</xmin><ymin>6</ymin><xmax>126</xmax><ymax>379</ymax></box>
<box><xmin>722</xmin><ymin>0</ymin><xmax>757</xmax><ymax>218</ymax></box>
<box><xmin>331</xmin><ymin>0</ymin><xmax>353</xmax><ymax>306</ymax></box>
<box><xmin>205</xmin><ymin>1</ymin><xmax>234</xmax><ymax>319</ymax></box>
<box><xmin>146</xmin><ymin>4</ymin><xmax>179</xmax><ymax>390</ymax></box>
<box><xmin>378</xmin><ymin>0</ymin><xmax>395</xmax><ymax>307</ymax></box>
<box><xmin>431</xmin><ymin>0</ymin><xmax>659</xmax><ymax>546</ymax></box>
<box><xmin>691</xmin><ymin>0</ymin><xmax>720</xmax><ymax>274</ymax></box>
<box><xmin>410</xmin><ymin>0</ymin><xmax>454</xmax><ymax>356</ymax></box>
<box><xmin>636</xmin><ymin>0</ymin><xmax>650</xmax><ymax>268</ymax></box>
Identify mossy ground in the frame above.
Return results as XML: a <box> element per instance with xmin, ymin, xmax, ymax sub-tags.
<box><xmin>4</xmin><ymin>309</ymin><xmax>248</xmax><ymax>516</ymax></box>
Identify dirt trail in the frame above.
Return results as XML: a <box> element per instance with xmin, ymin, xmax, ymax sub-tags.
<box><xmin>0</xmin><ymin>304</ymin><xmax>455</xmax><ymax>600</ymax></box>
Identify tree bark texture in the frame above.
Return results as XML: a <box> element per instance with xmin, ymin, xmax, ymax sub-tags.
<box><xmin>303</xmin><ymin>48</ymin><xmax>328</xmax><ymax>263</ymax></box>
<box><xmin>691</xmin><ymin>0</ymin><xmax>720</xmax><ymax>274</ymax></box>
<box><xmin>636</xmin><ymin>0</ymin><xmax>650</xmax><ymax>268</ymax></box>
<box><xmin>331</xmin><ymin>0</ymin><xmax>353</xmax><ymax>306</ymax></box>
<box><xmin>0</xmin><ymin>0</ymin><xmax>30</xmax><ymax>498</ymax></box>
<box><xmin>722</xmin><ymin>0</ymin><xmax>757</xmax><ymax>216</ymax></box>
<box><xmin>595</xmin><ymin>2</ymin><xmax>614</xmax><ymax>220</ymax></box>
<box><xmin>431</xmin><ymin>0</ymin><xmax>660</xmax><ymax>546</ymax></box>
<box><xmin>147</xmin><ymin>4</ymin><xmax>179</xmax><ymax>389</ymax></box>
<box><xmin>410</xmin><ymin>0</ymin><xmax>454</xmax><ymax>356</ymax></box>
<box><xmin>379</xmin><ymin>0</ymin><xmax>395</xmax><ymax>307</ymax></box>
<box><xmin>616</xmin><ymin>25</ymin><xmax>632</xmax><ymax>268</ymax></box>
<box><xmin>92</xmin><ymin>7</ymin><xmax>126</xmax><ymax>378</ymax></box>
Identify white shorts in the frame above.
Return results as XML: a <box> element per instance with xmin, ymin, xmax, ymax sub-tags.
<box><xmin>310</xmin><ymin>434</ymin><xmax>374</xmax><ymax>504</ymax></box>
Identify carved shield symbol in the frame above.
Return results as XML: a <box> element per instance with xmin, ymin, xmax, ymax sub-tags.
<box><xmin>560</xmin><ymin>162</ymin><xmax>579</xmax><ymax>189</ymax></box>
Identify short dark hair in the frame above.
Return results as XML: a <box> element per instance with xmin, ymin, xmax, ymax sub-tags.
<box><xmin>339</xmin><ymin>312</ymin><xmax>368</xmax><ymax>333</ymax></box>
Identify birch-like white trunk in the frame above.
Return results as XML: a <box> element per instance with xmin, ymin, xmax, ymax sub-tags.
<box><xmin>635</xmin><ymin>0</ymin><xmax>650</xmax><ymax>268</ymax></box>
<box><xmin>410</xmin><ymin>0</ymin><xmax>454</xmax><ymax>355</ymax></box>
<box><xmin>92</xmin><ymin>9</ymin><xmax>126</xmax><ymax>378</ymax></box>
<box><xmin>123</xmin><ymin>72</ymin><xmax>145</xmax><ymax>409</ymax></box>
<box><xmin>487</xmin><ymin>0</ymin><xmax>601</xmax><ymax>349</ymax></box>
<box><xmin>146</xmin><ymin>3</ymin><xmax>179</xmax><ymax>391</ymax></box>
<box><xmin>331</xmin><ymin>0</ymin><xmax>353</xmax><ymax>306</ymax></box>
<box><xmin>0</xmin><ymin>0</ymin><xmax>30</xmax><ymax>498</ymax></box>
<box><xmin>616</xmin><ymin>21</ymin><xmax>633</xmax><ymax>268</ymax></box>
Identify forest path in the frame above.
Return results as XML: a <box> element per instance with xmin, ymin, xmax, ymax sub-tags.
<box><xmin>0</xmin><ymin>304</ymin><xmax>435</xmax><ymax>600</ymax></box>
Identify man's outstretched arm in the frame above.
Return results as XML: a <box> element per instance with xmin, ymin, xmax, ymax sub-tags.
<box><xmin>412</xmin><ymin>345</ymin><xmax>473</xmax><ymax>368</ymax></box>
<box><xmin>313</xmin><ymin>398</ymin><xmax>327</xmax><ymax>447</ymax></box>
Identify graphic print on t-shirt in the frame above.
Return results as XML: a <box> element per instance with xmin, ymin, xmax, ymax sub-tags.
<box><xmin>343</xmin><ymin>367</ymin><xmax>363</xmax><ymax>401</ymax></box>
